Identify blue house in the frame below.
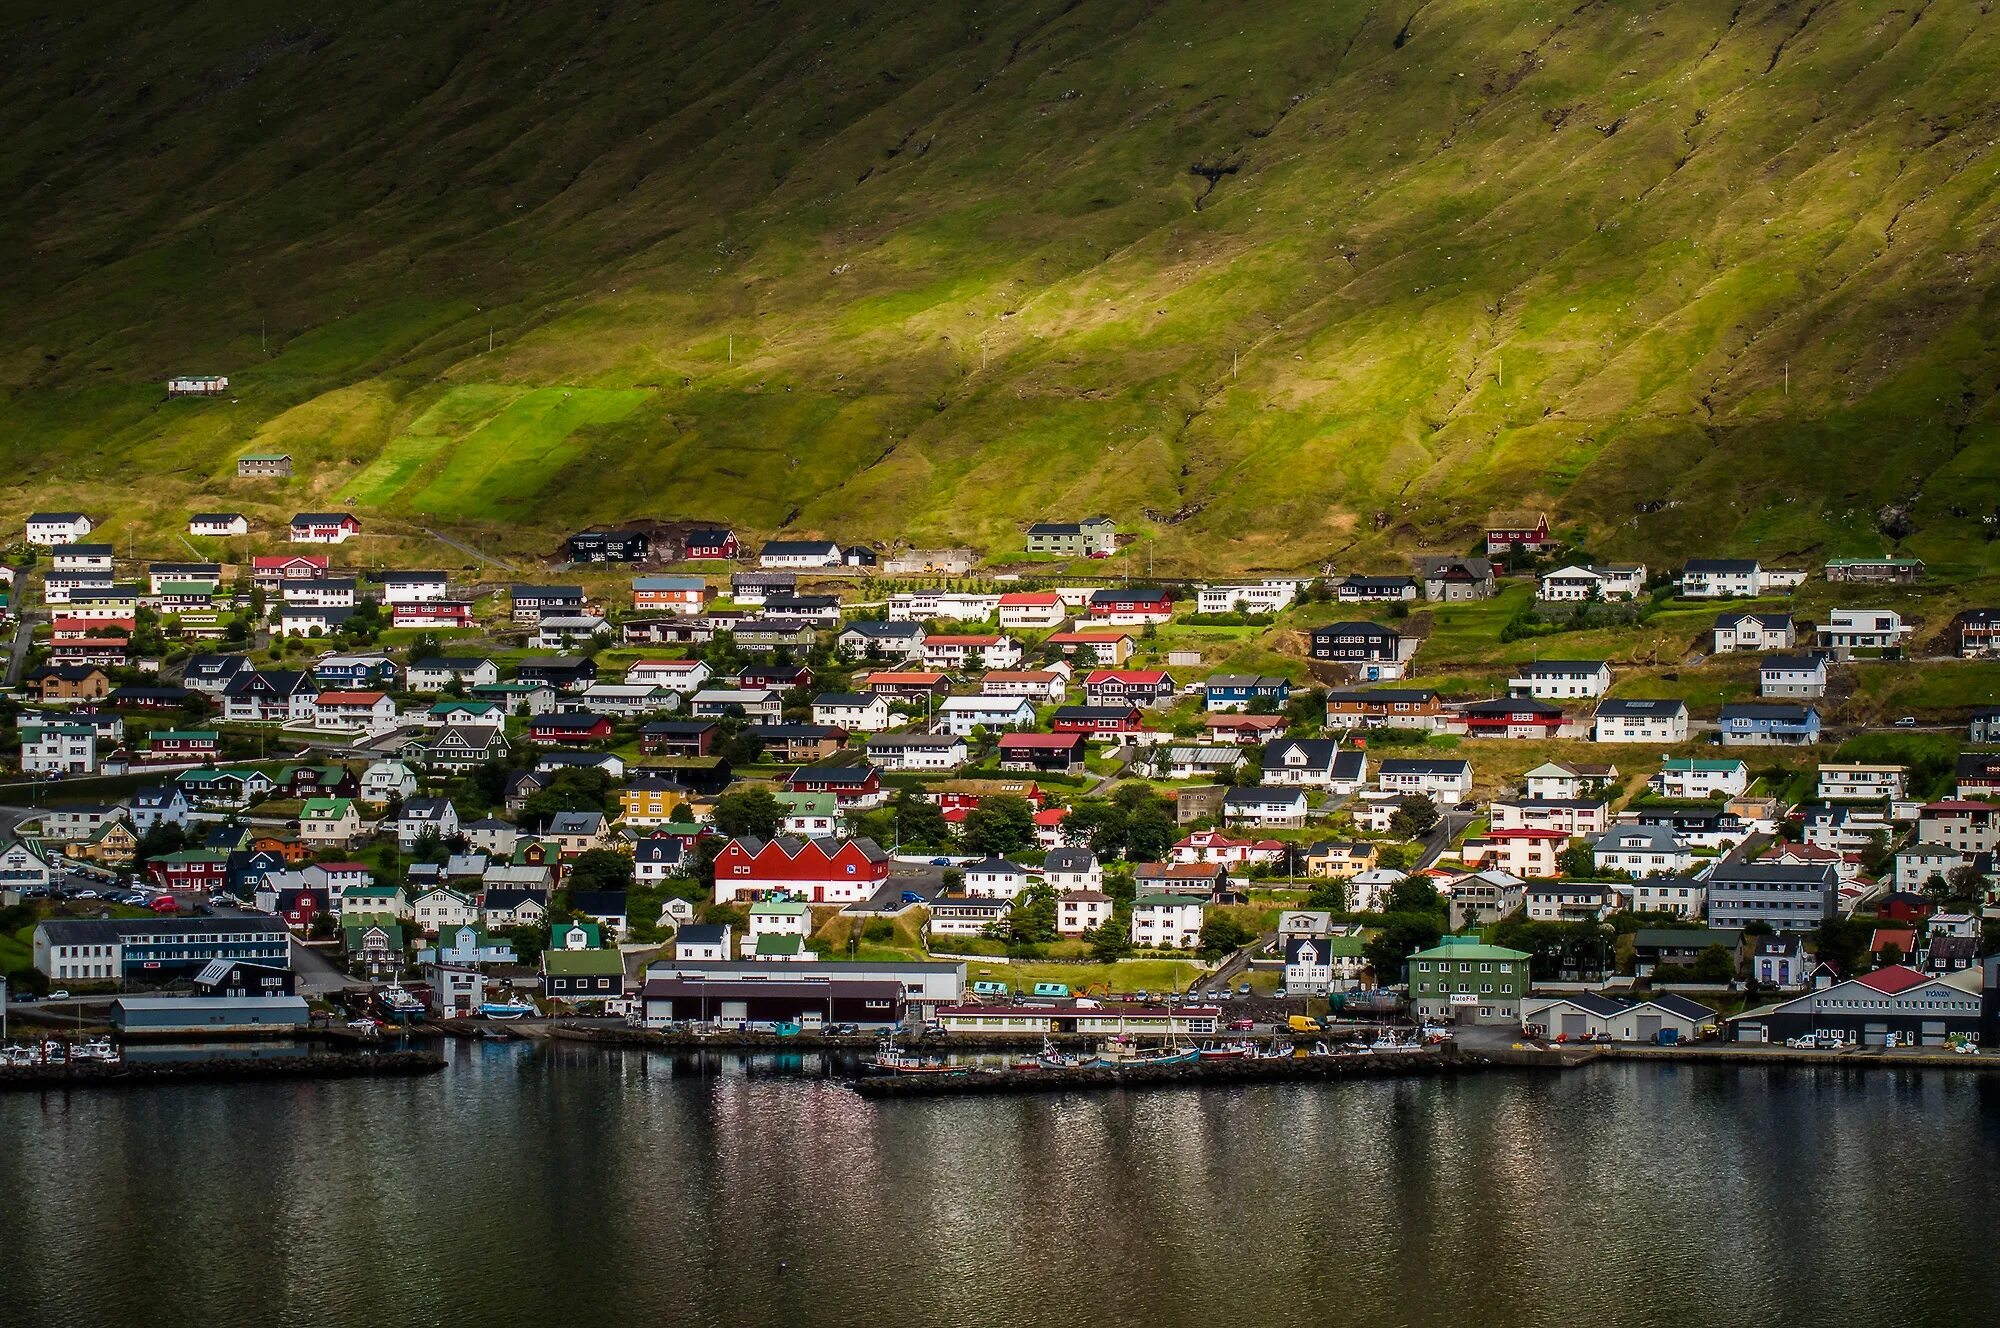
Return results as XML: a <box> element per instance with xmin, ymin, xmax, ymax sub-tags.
<box><xmin>1204</xmin><ymin>674</ymin><xmax>1291</xmax><ymax>712</ymax></box>
<box><xmin>1717</xmin><ymin>703</ymin><xmax>1820</xmax><ymax>747</ymax></box>
<box><xmin>313</xmin><ymin>653</ymin><xmax>402</xmax><ymax>689</ymax></box>
<box><xmin>419</xmin><ymin>924</ymin><xmax>519</xmax><ymax>967</ymax></box>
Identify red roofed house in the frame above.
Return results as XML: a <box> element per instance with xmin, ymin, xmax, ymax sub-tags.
<box><xmin>393</xmin><ymin>601</ymin><xmax>475</xmax><ymax>629</ymax></box>
<box><xmin>1171</xmin><ymin>831</ymin><xmax>1286</xmax><ymax>868</ymax></box>
<box><xmin>290</xmin><ymin>512</ymin><xmax>362</xmax><ymax>545</ymax></box>
<box><xmin>998</xmin><ymin>592</ymin><xmax>1067</xmax><ymax>630</ymax></box>
<box><xmin>52</xmin><ymin>617</ymin><xmax>132</xmax><ymax>641</ymax></box>
<box><xmin>252</xmin><ymin>555</ymin><xmax>330</xmax><ymax>591</ymax></box>
<box><xmin>313</xmin><ymin>691</ymin><xmax>399</xmax><ymax>736</ymax></box>
<box><xmin>1204</xmin><ymin>713</ymin><xmax>1288</xmax><ymax>745</ymax></box>
<box><xmin>1034</xmin><ymin>806</ymin><xmax>1071</xmax><ymax>848</ymax></box>
<box><xmin>710</xmin><ymin>835</ymin><xmax>891</xmax><ymax>904</ymax></box>
<box><xmin>998</xmin><ymin>732</ymin><xmax>1088</xmax><ymax>774</ymax></box>
<box><xmin>1083</xmin><ymin>669</ymin><xmax>1176</xmax><ymax>707</ymax></box>
<box><xmin>51</xmin><ymin>637</ymin><xmax>130</xmax><ymax>667</ymax></box>
<box><xmin>1868</xmin><ymin>927</ymin><xmax>1919</xmax><ymax>964</ymax></box>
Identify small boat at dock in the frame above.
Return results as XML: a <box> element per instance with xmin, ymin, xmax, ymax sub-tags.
<box><xmin>480</xmin><ymin>997</ymin><xmax>537</xmax><ymax>1020</ymax></box>
<box><xmin>867</xmin><ymin>1039</ymin><xmax>970</xmax><ymax>1076</ymax></box>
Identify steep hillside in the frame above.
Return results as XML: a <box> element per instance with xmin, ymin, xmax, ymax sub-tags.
<box><xmin>5</xmin><ymin>0</ymin><xmax>2000</xmax><ymax>573</ymax></box>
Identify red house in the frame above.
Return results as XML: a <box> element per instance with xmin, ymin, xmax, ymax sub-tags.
<box><xmin>146</xmin><ymin>729</ymin><xmax>220</xmax><ymax>760</ymax></box>
<box><xmin>393</xmin><ymin>601</ymin><xmax>475</xmax><ymax>629</ymax></box>
<box><xmin>998</xmin><ymin>732</ymin><xmax>1088</xmax><ymax>773</ymax></box>
<box><xmin>1051</xmin><ymin>705</ymin><xmax>1143</xmax><ymax>733</ymax></box>
<box><xmin>289</xmin><ymin>513</ymin><xmax>362</xmax><ymax>544</ymax></box>
<box><xmin>529</xmin><ymin>713</ymin><xmax>616</xmax><ymax>744</ymax></box>
<box><xmin>148</xmin><ymin>852</ymin><xmax>230</xmax><ymax>892</ymax></box>
<box><xmin>861</xmin><ymin>671</ymin><xmax>951</xmax><ymax>700</ymax></box>
<box><xmin>710</xmin><ymin>835</ymin><xmax>890</xmax><ymax>903</ymax></box>
<box><xmin>1460</xmin><ymin>698</ymin><xmax>1567</xmax><ymax>739</ymax></box>
<box><xmin>1484</xmin><ymin>511</ymin><xmax>1555</xmax><ymax>555</ymax></box>
<box><xmin>784</xmin><ymin>763</ymin><xmax>886</xmax><ymax>809</ymax></box>
<box><xmin>1876</xmin><ymin>891</ymin><xmax>1936</xmax><ymax>924</ymax></box>
<box><xmin>1082</xmin><ymin>669</ymin><xmax>1175</xmax><ymax>707</ymax></box>
<box><xmin>1086</xmin><ymin>587</ymin><xmax>1175</xmax><ymax>625</ymax></box>
<box><xmin>684</xmin><ymin>528</ymin><xmax>740</xmax><ymax>560</ymax></box>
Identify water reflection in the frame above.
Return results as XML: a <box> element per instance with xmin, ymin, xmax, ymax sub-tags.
<box><xmin>2</xmin><ymin>1043</ymin><xmax>1998</xmax><ymax>1328</ymax></box>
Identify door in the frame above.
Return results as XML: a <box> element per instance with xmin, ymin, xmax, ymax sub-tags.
<box><xmin>720</xmin><ymin>1000</ymin><xmax>749</xmax><ymax>1022</ymax></box>
<box><xmin>1921</xmin><ymin>1021</ymin><xmax>1947</xmax><ymax>1047</ymax></box>
<box><xmin>1560</xmin><ymin>1013</ymin><xmax>1587</xmax><ymax>1037</ymax></box>
<box><xmin>1636</xmin><ymin>1014</ymin><xmax>1663</xmax><ymax>1043</ymax></box>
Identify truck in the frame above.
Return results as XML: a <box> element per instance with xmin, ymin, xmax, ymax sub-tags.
<box><xmin>1288</xmin><ymin>1014</ymin><xmax>1324</xmax><ymax>1034</ymax></box>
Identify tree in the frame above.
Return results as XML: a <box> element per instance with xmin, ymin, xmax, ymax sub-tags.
<box><xmin>1558</xmin><ymin>842</ymin><xmax>1597</xmax><ymax>877</ymax></box>
<box><xmin>1088</xmin><ymin>913</ymin><xmax>1134</xmax><ymax>962</ymax></box>
<box><xmin>1689</xmin><ymin>943</ymin><xmax>1737</xmax><ymax>983</ymax></box>
<box><xmin>893</xmin><ymin>791</ymin><xmax>951</xmax><ymax>849</ymax></box>
<box><xmin>1813</xmin><ymin>915</ymin><xmax>1872</xmax><ymax>977</ymax></box>
<box><xmin>1385</xmin><ymin>875</ymin><xmax>1444</xmax><ymax>916</ymax></box>
<box><xmin>520</xmin><ymin>768</ymin><xmax>613</xmax><ymax>823</ymax></box>
<box><xmin>963</xmin><ymin>794</ymin><xmax>1036</xmax><ymax>856</ymax></box>
<box><xmin>1929</xmin><ymin>864</ymin><xmax>1988</xmax><ymax>909</ymax></box>
<box><xmin>1362</xmin><ymin>913</ymin><xmax>1444</xmax><ymax>985</ymax></box>
<box><xmin>1305</xmin><ymin>876</ymin><xmax>1347</xmax><ymax>912</ymax></box>
<box><xmin>713</xmin><ymin>788</ymin><xmax>784</xmax><ymax>841</ymax></box>
<box><xmin>1005</xmin><ymin>881</ymin><xmax>1059</xmax><ymax>946</ymax></box>
<box><xmin>1875</xmin><ymin>941</ymin><xmax>1905</xmax><ymax>969</ymax></box>
<box><xmin>1389</xmin><ymin>794</ymin><xmax>1439</xmax><ymax>840</ymax></box>
<box><xmin>1198</xmin><ymin>914</ymin><xmax>1252</xmax><ymax>960</ymax></box>
<box><xmin>567</xmin><ymin>848</ymin><xmax>635</xmax><ymax>894</ymax></box>
<box><xmin>409</xmin><ymin>827</ymin><xmax>449</xmax><ymax>866</ymax></box>
<box><xmin>134</xmin><ymin>822</ymin><xmax>191</xmax><ymax>864</ymax></box>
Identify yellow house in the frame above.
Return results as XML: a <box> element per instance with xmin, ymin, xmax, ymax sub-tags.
<box><xmin>619</xmin><ymin>776</ymin><xmax>689</xmax><ymax>826</ymax></box>
<box><xmin>1303</xmin><ymin>840</ymin><xmax>1378</xmax><ymax>880</ymax></box>
<box><xmin>67</xmin><ymin>820</ymin><xmax>138</xmax><ymax>867</ymax></box>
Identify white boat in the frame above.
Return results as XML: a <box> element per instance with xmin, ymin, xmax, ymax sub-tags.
<box><xmin>1255</xmin><ymin>1040</ymin><xmax>1295</xmax><ymax>1060</ymax></box>
<box><xmin>867</xmin><ymin>1038</ymin><xmax>968</xmax><ymax>1076</ymax></box>
<box><xmin>72</xmin><ymin>1037</ymin><xmax>119</xmax><ymax>1063</ymax></box>
<box><xmin>480</xmin><ymin>998</ymin><xmax>536</xmax><ymax>1021</ymax></box>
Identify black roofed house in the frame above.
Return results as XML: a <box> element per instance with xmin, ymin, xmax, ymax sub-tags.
<box><xmin>1415</xmin><ymin>557</ymin><xmax>1497</xmax><ymax>602</ymax></box>
<box><xmin>1483</xmin><ymin>511</ymin><xmax>1553</xmax><ymax>555</ymax></box>
<box><xmin>1335</xmin><ymin>573</ymin><xmax>1419</xmax><ymax>603</ymax></box>
<box><xmin>730</xmin><ymin>570</ymin><xmax>793</xmax><ymax>604</ymax></box>
<box><xmin>685</xmin><ymin>528</ymin><xmax>740</xmax><ymax>561</ymax></box>
<box><xmin>288</xmin><ymin>512</ymin><xmax>360</xmax><ymax>545</ymax></box>
<box><xmin>510</xmin><ymin>584</ymin><xmax>585</xmax><ymax>623</ymax></box>
<box><xmin>567</xmin><ymin>890</ymin><xmax>631</xmax><ymax>940</ymax></box>
<box><xmin>842</xmin><ymin>545</ymin><xmax>878</xmax><ymax>568</ymax></box>
<box><xmin>186</xmin><ymin>653</ymin><xmax>257</xmax><ymax>698</ymax></box>
<box><xmin>567</xmin><ymin>528</ymin><xmax>651</xmax><ymax>563</ymax></box>
<box><xmin>1676</xmin><ymin>559</ymin><xmax>1764</xmax><ymax>598</ymax></box>
<box><xmin>1260</xmin><ymin>738</ymin><xmax>1368</xmax><ymax>793</ymax></box>
<box><xmin>516</xmin><ymin>657</ymin><xmax>599</xmax><ymax>692</ymax></box>
<box><xmin>1024</xmin><ymin>516</ymin><xmax>1116</xmax><ymax>558</ymax></box>
<box><xmin>762</xmin><ymin>594</ymin><xmax>842</xmax><ymax>625</ymax></box>
<box><xmin>1308</xmin><ymin>622</ymin><xmax>1415</xmax><ymax>681</ymax></box>
<box><xmin>1712</xmin><ymin>610</ymin><xmax>1795</xmax><ymax>653</ymax></box>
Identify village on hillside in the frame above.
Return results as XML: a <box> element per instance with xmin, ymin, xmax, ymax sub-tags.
<box><xmin>4</xmin><ymin>490</ymin><xmax>1999</xmax><ymax>1054</ymax></box>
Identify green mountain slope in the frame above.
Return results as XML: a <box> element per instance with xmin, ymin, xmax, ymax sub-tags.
<box><xmin>5</xmin><ymin>0</ymin><xmax>2000</xmax><ymax>573</ymax></box>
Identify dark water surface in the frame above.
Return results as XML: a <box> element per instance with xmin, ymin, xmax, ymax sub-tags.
<box><xmin>4</xmin><ymin>1042</ymin><xmax>1998</xmax><ymax>1327</ymax></box>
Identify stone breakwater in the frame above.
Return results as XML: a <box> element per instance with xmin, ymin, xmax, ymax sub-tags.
<box><xmin>851</xmin><ymin>1048</ymin><xmax>1462</xmax><ymax>1097</ymax></box>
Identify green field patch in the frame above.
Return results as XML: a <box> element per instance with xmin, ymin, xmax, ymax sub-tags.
<box><xmin>399</xmin><ymin>387</ymin><xmax>652</xmax><ymax>516</ymax></box>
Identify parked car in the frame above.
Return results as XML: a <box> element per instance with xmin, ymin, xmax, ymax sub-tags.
<box><xmin>827</xmin><ymin>1023</ymin><xmax>860</xmax><ymax>1036</ymax></box>
<box><xmin>1236</xmin><ymin>982</ymin><xmax>1253</xmax><ymax>996</ymax></box>
<box><xmin>1785</xmin><ymin>1035</ymin><xmax>1816</xmax><ymax>1048</ymax></box>
<box><xmin>1227</xmin><ymin>1018</ymin><xmax>1255</xmax><ymax>1032</ymax></box>
<box><xmin>48</xmin><ymin>990</ymin><xmax>70</xmax><ymax>1001</ymax></box>
<box><xmin>1894</xmin><ymin>715</ymin><xmax>1918</xmax><ymax>727</ymax></box>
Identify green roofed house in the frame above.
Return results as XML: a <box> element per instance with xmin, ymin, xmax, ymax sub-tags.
<box><xmin>543</xmin><ymin>947</ymin><xmax>625</xmax><ymax>1004</ymax></box>
<box><xmin>1649</xmin><ymin>757</ymin><xmax>1749</xmax><ymax>800</ymax></box>
<box><xmin>1407</xmin><ymin>935</ymin><xmax>1531</xmax><ymax>1026</ymax></box>
<box><xmin>342</xmin><ymin>915</ymin><xmax>406</xmax><ymax>979</ymax></box>
<box><xmin>752</xmin><ymin>933</ymin><xmax>816</xmax><ymax>961</ymax></box>
<box><xmin>237</xmin><ymin>453</ymin><xmax>293</xmax><ymax>479</ymax></box>
<box><xmin>300</xmin><ymin>797</ymin><xmax>363</xmax><ymax>848</ymax></box>
<box><xmin>549</xmin><ymin>919</ymin><xmax>603</xmax><ymax>951</ymax></box>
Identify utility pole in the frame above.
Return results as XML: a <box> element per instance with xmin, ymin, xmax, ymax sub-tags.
<box><xmin>1784</xmin><ymin>360</ymin><xmax>1790</xmax><ymax>396</ymax></box>
<box><xmin>728</xmin><ymin>334</ymin><xmax>734</xmax><ymax>365</ymax></box>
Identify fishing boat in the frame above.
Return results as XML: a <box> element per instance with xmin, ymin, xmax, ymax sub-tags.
<box><xmin>1035</xmin><ymin>1038</ymin><xmax>1088</xmax><ymax>1070</ymax></box>
<box><xmin>866</xmin><ymin>1038</ymin><xmax>969</xmax><ymax>1076</ymax></box>
<box><xmin>480</xmin><ymin>997</ymin><xmax>537</xmax><ymax>1020</ymax></box>
<box><xmin>0</xmin><ymin>1044</ymin><xmax>36</xmax><ymax>1066</ymax></box>
<box><xmin>377</xmin><ymin>984</ymin><xmax>426</xmax><ymax>1020</ymax></box>
<box><xmin>1255</xmin><ymin>1039</ymin><xmax>1295</xmax><ymax>1060</ymax></box>
<box><xmin>72</xmin><ymin>1037</ymin><xmax>119</xmax><ymax>1063</ymax></box>
<box><xmin>1093</xmin><ymin>1035</ymin><xmax>1199</xmax><ymax>1069</ymax></box>
<box><xmin>1369</xmin><ymin>1031</ymin><xmax>1418</xmax><ymax>1052</ymax></box>
<box><xmin>1197</xmin><ymin>1040</ymin><xmax>1258</xmax><ymax>1060</ymax></box>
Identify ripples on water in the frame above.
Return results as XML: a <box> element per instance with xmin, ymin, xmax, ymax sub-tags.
<box><xmin>3</xmin><ymin>1042</ymin><xmax>1999</xmax><ymax>1328</ymax></box>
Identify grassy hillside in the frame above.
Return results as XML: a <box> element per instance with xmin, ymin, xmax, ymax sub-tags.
<box><xmin>6</xmin><ymin>0</ymin><xmax>2000</xmax><ymax>574</ymax></box>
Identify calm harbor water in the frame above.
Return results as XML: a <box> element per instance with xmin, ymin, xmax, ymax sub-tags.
<box><xmin>4</xmin><ymin>1043</ymin><xmax>1998</xmax><ymax>1328</ymax></box>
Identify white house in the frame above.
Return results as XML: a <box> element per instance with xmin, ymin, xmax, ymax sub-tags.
<box><xmin>188</xmin><ymin>513</ymin><xmax>250</xmax><ymax>538</ymax></box>
<box><xmin>1195</xmin><ymin>580</ymin><xmax>1302</xmax><ymax>615</ymax></box>
<box><xmin>361</xmin><ymin>760</ymin><xmax>419</xmax><ymax>803</ymax></box>
<box><xmin>1815</xmin><ymin>608</ymin><xmax>1913</xmax><ymax>657</ymax></box>
<box><xmin>25</xmin><ymin>513</ymin><xmax>93</xmax><ymax>546</ymax></box>
<box><xmin>746</xmin><ymin>901</ymin><xmax>812</xmax><ymax>950</ymax></box>
<box><xmin>1041</xmin><ymin>848</ymin><xmax>1102</xmax><ymax>893</ymax></box>
<box><xmin>864</xmin><ymin>734</ymin><xmax>969</xmax><ymax>771</ymax></box>
<box><xmin>21</xmin><ymin>723</ymin><xmax>97</xmax><ymax>775</ymax></box>
<box><xmin>625</xmin><ymin>660</ymin><xmax>712</xmax><ymax>693</ymax></box>
<box><xmin>1508</xmin><ymin>660</ymin><xmax>1612</xmax><ymax>700</ymax></box>
<box><xmin>1592</xmin><ymin>698</ymin><xmax>1688</xmax><ymax>744</ymax></box>
<box><xmin>1377</xmin><ymin>759</ymin><xmax>1473</xmax><ymax>801</ymax></box>
<box><xmin>1130</xmin><ymin>894</ymin><xmax>1206</xmax><ymax>950</ymax></box>
<box><xmin>963</xmin><ymin>858</ymin><xmax>1031</xmax><ymax>901</ymax></box>
<box><xmin>1222</xmin><ymin>787</ymin><xmax>1310</xmax><ymax>829</ymax></box>
<box><xmin>811</xmin><ymin>693</ymin><xmax>893</xmax><ymax>732</ymax></box>
<box><xmin>1590</xmin><ymin>825</ymin><xmax>1691</xmax><ymax>877</ymax></box>
<box><xmin>996</xmin><ymin>593</ymin><xmax>1068</xmax><ymax>630</ymax></box>
<box><xmin>1816</xmin><ymin>763</ymin><xmax>1906</xmax><ymax>802</ymax></box>
<box><xmin>1056</xmin><ymin>890</ymin><xmax>1114</xmax><ymax>936</ymax></box>
<box><xmin>1537</xmin><ymin>564</ymin><xmax>1646</xmax><ymax>601</ymax></box>
<box><xmin>1522</xmin><ymin>762</ymin><xmax>1618</xmax><ymax>800</ymax></box>
<box><xmin>312</xmin><ymin>690</ymin><xmax>400</xmax><ymax>737</ymax></box>
<box><xmin>674</xmin><ymin>924</ymin><xmax>735</xmax><ymax>961</ymax></box>
<box><xmin>1711</xmin><ymin>611</ymin><xmax>1795</xmax><ymax>653</ymax></box>
<box><xmin>1628</xmin><ymin>878</ymin><xmax>1706</xmax><ymax>919</ymax></box>
<box><xmin>1759</xmin><ymin>655</ymin><xmax>1828</xmax><ymax>699</ymax></box>
<box><xmin>1677</xmin><ymin>559</ymin><xmax>1765</xmax><ymax>598</ymax></box>
<box><xmin>933</xmin><ymin>696</ymin><xmax>1038</xmax><ymax>736</ymax></box>
<box><xmin>406</xmin><ymin>658</ymin><xmax>499</xmax><ymax>692</ymax></box>
<box><xmin>758</xmin><ymin>540</ymin><xmax>842</xmax><ymax>569</ymax></box>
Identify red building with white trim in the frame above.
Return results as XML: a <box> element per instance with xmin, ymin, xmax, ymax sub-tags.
<box><xmin>710</xmin><ymin>835</ymin><xmax>891</xmax><ymax>904</ymax></box>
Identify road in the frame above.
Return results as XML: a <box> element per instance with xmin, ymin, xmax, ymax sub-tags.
<box><xmin>1191</xmin><ymin>930</ymin><xmax>1271</xmax><ymax>997</ymax></box>
<box><xmin>1415</xmin><ymin>809</ymin><xmax>1479</xmax><ymax>870</ymax></box>
<box><xmin>421</xmin><ymin>527</ymin><xmax>524</xmax><ymax>576</ymax></box>
<box><xmin>4</xmin><ymin>561</ymin><xmax>38</xmax><ymax>689</ymax></box>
